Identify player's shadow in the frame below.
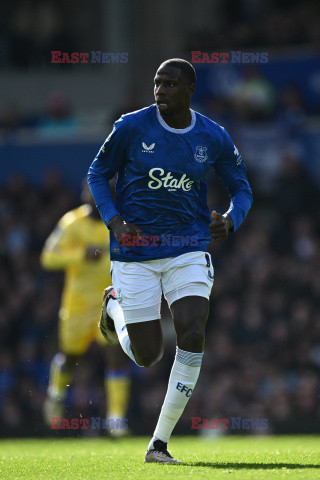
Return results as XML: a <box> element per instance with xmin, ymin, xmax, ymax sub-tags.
<box><xmin>179</xmin><ymin>462</ymin><xmax>320</xmax><ymax>469</ymax></box>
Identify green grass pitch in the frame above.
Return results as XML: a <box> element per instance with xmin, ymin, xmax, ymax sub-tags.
<box><xmin>0</xmin><ymin>436</ymin><xmax>319</xmax><ymax>479</ymax></box>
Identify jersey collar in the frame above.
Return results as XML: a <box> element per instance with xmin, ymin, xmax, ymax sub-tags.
<box><xmin>155</xmin><ymin>105</ymin><xmax>196</xmax><ymax>134</ymax></box>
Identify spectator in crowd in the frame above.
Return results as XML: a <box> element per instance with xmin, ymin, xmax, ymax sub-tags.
<box><xmin>36</xmin><ymin>91</ymin><xmax>80</xmax><ymax>137</ymax></box>
<box><xmin>231</xmin><ymin>66</ymin><xmax>277</xmax><ymax>122</ymax></box>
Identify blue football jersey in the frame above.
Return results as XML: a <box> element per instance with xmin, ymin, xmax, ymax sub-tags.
<box><xmin>88</xmin><ymin>104</ymin><xmax>253</xmax><ymax>261</ymax></box>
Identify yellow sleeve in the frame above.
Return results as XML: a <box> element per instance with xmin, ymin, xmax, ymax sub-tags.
<box><xmin>40</xmin><ymin>213</ymin><xmax>85</xmax><ymax>270</ymax></box>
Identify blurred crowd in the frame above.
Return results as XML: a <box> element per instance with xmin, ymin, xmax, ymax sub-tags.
<box><xmin>1</xmin><ymin>0</ymin><xmax>319</xmax><ymax>70</ymax></box>
<box><xmin>0</xmin><ymin>155</ymin><xmax>319</xmax><ymax>437</ymax></box>
<box><xmin>0</xmin><ymin>91</ymin><xmax>82</xmax><ymax>138</ymax></box>
<box><xmin>202</xmin><ymin>68</ymin><xmax>311</xmax><ymax>124</ymax></box>
<box><xmin>0</xmin><ymin>0</ymin><xmax>319</xmax><ymax>438</ymax></box>
<box><xmin>0</xmin><ymin>0</ymin><xmax>98</xmax><ymax>69</ymax></box>
<box><xmin>187</xmin><ymin>0</ymin><xmax>320</xmax><ymax>51</ymax></box>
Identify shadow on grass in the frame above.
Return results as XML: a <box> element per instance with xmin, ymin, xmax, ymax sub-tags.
<box><xmin>179</xmin><ymin>462</ymin><xmax>320</xmax><ymax>469</ymax></box>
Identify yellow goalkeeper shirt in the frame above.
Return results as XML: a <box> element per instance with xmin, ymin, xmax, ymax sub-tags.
<box><xmin>41</xmin><ymin>204</ymin><xmax>111</xmax><ymax>320</ymax></box>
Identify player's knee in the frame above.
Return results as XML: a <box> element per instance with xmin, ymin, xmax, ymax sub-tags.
<box><xmin>178</xmin><ymin>323</ymin><xmax>205</xmax><ymax>352</ymax></box>
<box><xmin>133</xmin><ymin>345</ymin><xmax>163</xmax><ymax>368</ymax></box>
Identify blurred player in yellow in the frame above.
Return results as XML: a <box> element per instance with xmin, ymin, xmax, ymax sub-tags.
<box><xmin>41</xmin><ymin>181</ymin><xmax>131</xmax><ymax>436</ymax></box>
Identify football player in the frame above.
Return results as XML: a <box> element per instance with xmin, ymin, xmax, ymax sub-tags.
<box><xmin>88</xmin><ymin>58</ymin><xmax>253</xmax><ymax>461</ymax></box>
<box><xmin>41</xmin><ymin>181</ymin><xmax>131</xmax><ymax>437</ymax></box>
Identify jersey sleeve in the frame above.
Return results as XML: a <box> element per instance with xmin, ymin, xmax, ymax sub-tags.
<box><xmin>87</xmin><ymin>116</ymin><xmax>129</xmax><ymax>227</ymax></box>
<box><xmin>40</xmin><ymin>214</ymin><xmax>85</xmax><ymax>270</ymax></box>
<box><xmin>214</xmin><ymin>129</ymin><xmax>253</xmax><ymax>232</ymax></box>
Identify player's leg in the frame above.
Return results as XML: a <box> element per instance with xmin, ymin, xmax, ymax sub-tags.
<box><xmin>126</xmin><ymin>320</ymin><xmax>163</xmax><ymax>367</ymax></box>
<box><xmin>172</xmin><ymin>295</ymin><xmax>209</xmax><ymax>352</ymax></box>
<box><xmin>103</xmin><ymin>290</ymin><xmax>164</xmax><ymax>367</ymax></box>
<box><xmin>101</xmin><ymin>343</ymin><xmax>131</xmax><ymax>437</ymax></box>
<box><xmin>101</xmin><ymin>260</ymin><xmax>164</xmax><ymax>367</ymax></box>
<box><xmin>146</xmin><ymin>298</ymin><xmax>209</xmax><ymax>462</ymax></box>
<box><xmin>43</xmin><ymin>313</ymin><xmax>91</xmax><ymax>425</ymax></box>
<box><xmin>43</xmin><ymin>352</ymin><xmax>81</xmax><ymax>425</ymax></box>
<box><xmin>97</xmin><ymin>319</ymin><xmax>132</xmax><ymax>435</ymax></box>
<box><xmin>145</xmin><ymin>252</ymin><xmax>213</xmax><ymax>463</ymax></box>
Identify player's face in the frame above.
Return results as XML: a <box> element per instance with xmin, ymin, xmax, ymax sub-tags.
<box><xmin>154</xmin><ymin>66</ymin><xmax>194</xmax><ymax>116</ymax></box>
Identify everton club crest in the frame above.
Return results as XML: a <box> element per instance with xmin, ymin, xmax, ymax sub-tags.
<box><xmin>194</xmin><ymin>146</ymin><xmax>208</xmax><ymax>163</ymax></box>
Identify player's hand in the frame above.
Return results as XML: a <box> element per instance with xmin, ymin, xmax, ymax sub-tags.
<box><xmin>85</xmin><ymin>246</ymin><xmax>104</xmax><ymax>261</ymax></box>
<box><xmin>209</xmin><ymin>210</ymin><xmax>233</xmax><ymax>242</ymax></box>
<box><xmin>108</xmin><ymin>214</ymin><xmax>143</xmax><ymax>245</ymax></box>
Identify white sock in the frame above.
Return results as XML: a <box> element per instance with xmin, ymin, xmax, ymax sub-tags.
<box><xmin>149</xmin><ymin>346</ymin><xmax>203</xmax><ymax>449</ymax></box>
<box><xmin>107</xmin><ymin>298</ymin><xmax>139</xmax><ymax>366</ymax></box>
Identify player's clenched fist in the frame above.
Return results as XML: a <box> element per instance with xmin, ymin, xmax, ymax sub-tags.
<box><xmin>209</xmin><ymin>210</ymin><xmax>233</xmax><ymax>242</ymax></box>
<box><xmin>108</xmin><ymin>214</ymin><xmax>143</xmax><ymax>245</ymax></box>
<box><xmin>85</xmin><ymin>246</ymin><xmax>104</xmax><ymax>260</ymax></box>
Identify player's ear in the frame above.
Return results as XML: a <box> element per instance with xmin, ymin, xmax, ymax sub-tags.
<box><xmin>187</xmin><ymin>83</ymin><xmax>195</xmax><ymax>97</ymax></box>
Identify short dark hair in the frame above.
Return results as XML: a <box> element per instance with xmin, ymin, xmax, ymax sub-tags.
<box><xmin>158</xmin><ymin>58</ymin><xmax>196</xmax><ymax>86</ymax></box>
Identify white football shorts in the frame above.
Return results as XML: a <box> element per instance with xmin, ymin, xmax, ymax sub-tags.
<box><xmin>110</xmin><ymin>251</ymin><xmax>214</xmax><ymax>324</ymax></box>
